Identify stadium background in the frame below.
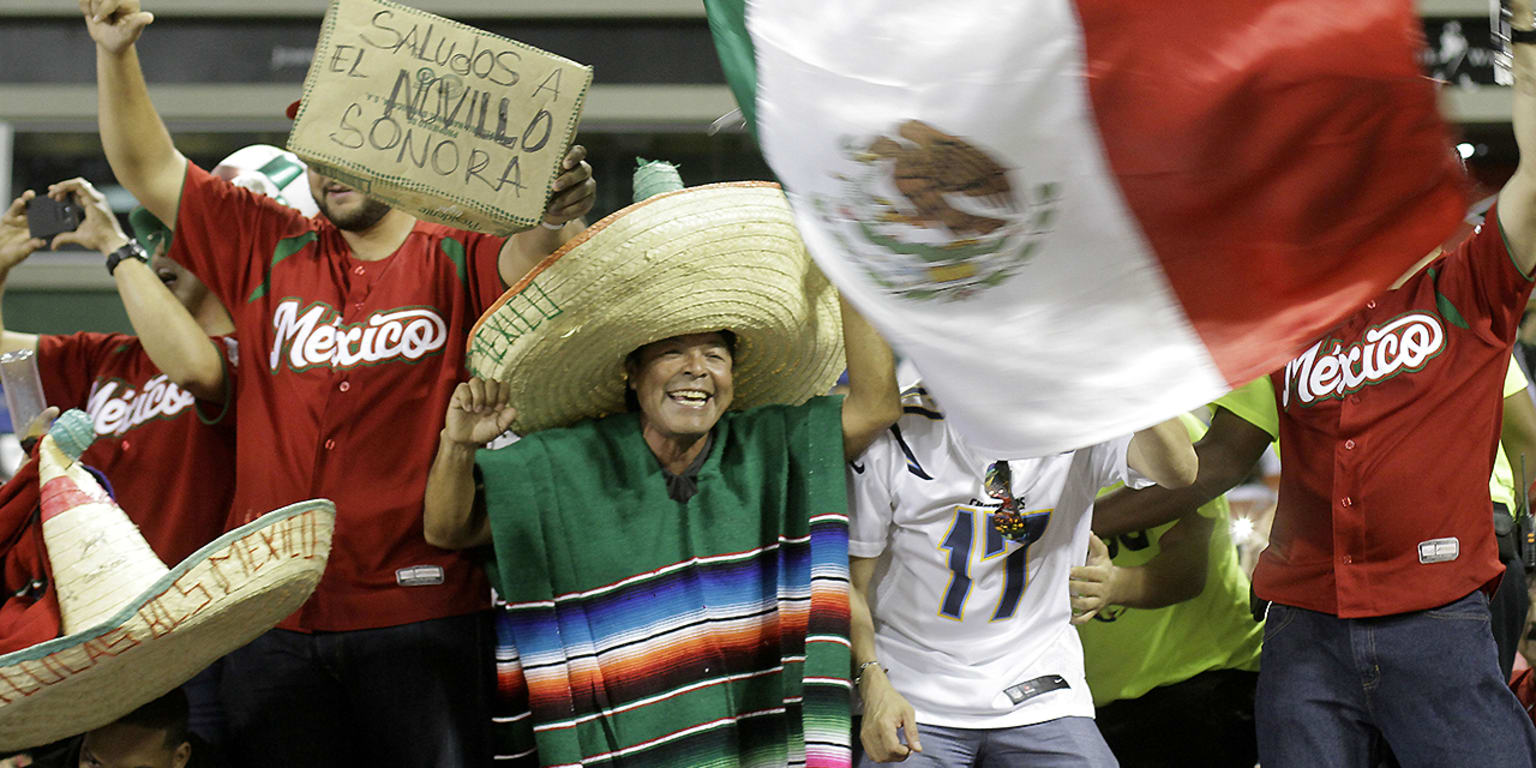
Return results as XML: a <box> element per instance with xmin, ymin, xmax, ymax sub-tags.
<box><xmin>0</xmin><ymin>0</ymin><xmax>1518</xmax><ymax>334</ymax></box>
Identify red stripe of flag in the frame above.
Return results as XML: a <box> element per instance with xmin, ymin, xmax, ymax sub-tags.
<box><xmin>1079</xmin><ymin>0</ymin><xmax>1467</xmax><ymax>384</ymax></box>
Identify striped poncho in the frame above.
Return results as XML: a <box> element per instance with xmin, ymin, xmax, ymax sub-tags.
<box><xmin>477</xmin><ymin>396</ymin><xmax>853</xmax><ymax>767</ymax></box>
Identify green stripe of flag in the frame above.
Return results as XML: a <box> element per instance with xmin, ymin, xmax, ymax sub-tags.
<box><xmin>704</xmin><ymin>0</ymin><xmax>759</xmax><ymax>139</ymax></box>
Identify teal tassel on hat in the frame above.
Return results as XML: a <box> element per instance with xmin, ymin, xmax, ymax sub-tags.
<box><xmin>633</xmin><ymin>158</ymin><xmax>685</xmax><ymax>203</ymax></box>
<box><xmin>48</xmin><ymin>409</ymin><xmax>95</xmax><ymax>462</ymax></box>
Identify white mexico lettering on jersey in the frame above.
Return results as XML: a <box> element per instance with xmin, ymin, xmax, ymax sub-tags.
<box><xmin>85</xmin><ymin>375</ymin><xmax>197</xmax><ymax>437</ymax></box>
<box><xmin>1282</xmin><ymin>312</ymin><xmax>1445</xmax><ymax>407</ymax></box>
<box><xmin>269</xmin><ymin>299</ymin><xmax>448</xmax><ymax>372</ymax></box>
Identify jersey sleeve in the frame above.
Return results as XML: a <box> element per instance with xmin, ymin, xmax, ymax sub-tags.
<box><xmin>1087</xmin><ymin>433</ymin><xmax>1152</xmax><ymax>492</ymax></box>
<box><xmin>169</xmin><ymin>161</ymin><xmax>314</xmax><ymax>312</ymax></box>
<box><xmin>35</xmin><ymin>332</ymin><xmax>123</xmax><ymax>410</ymax></box>
<box><xmin>455</xmin><ymin>231</ymin><xmax>512</xmax><ymax>317</ymax></box>
<box><xmin>847</xmin><ymin>428</ymin><xmax>899</xmax><ymax>558</ymax></box>
<box><xmin>1212</xmin><ymin>376</ymin><xmax>1279</xmax><ymax>439</ymax></box>
<box><xmin>1436</xmin><ymin>202</ymin><xmax>1536</xmax><ymax>346</ymax></box>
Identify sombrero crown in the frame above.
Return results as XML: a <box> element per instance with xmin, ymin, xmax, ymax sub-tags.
<box><xmin>0</xmin><ymin>411</ymin><xmax>336</xmax><ymax>749</ymax></box>
<box><xmin>468</xmin><ymin>160</ymin><xmax>845</xmax><ymax>434</ymax></box>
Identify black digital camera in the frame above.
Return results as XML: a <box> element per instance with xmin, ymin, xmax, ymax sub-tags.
<box><xmin>26</xmin><ymin>196</ymin><xmax>85</xmax><ymax>243</ymax></box>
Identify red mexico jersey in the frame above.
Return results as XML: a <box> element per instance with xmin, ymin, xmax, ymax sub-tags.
<box><xmin>1259</xmin><ymin>204</ymin><xmax>1535</xmax><ymax>617</ymax></box>
<box><xmin>36</xmin><ymin>333</ymin><xmax>236</xmax><ymax>564</ymax></box>
<box><xmin>170</xmin><ymin>162</ymin><xmax>506</xmax><ymax>631</ymax></box>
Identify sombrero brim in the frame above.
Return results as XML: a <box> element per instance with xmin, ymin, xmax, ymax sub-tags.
<box><xmin>468</xmin><ymin>182</ymin><xmax>845</xmax><ymax>435</ymax></box>
<box><xmin>0</xmin><ymin>499</ymin><xmax>335</xmax><ymax>750</ymax></box>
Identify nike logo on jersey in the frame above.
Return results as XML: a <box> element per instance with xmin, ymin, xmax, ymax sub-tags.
<box><xmin>269</xmin><ymin>299</ymin><xmax>448</xmax><ymax>372</ymax></box>
<box><xmin>1281</xmin><ymin>311</ymin><xmax>1446</xmax><ymax>407</ymax></box>
<box><xmin>86</xmin><ymin>375</ymin><xmax>197</xmax><ymax>437</ymax></box>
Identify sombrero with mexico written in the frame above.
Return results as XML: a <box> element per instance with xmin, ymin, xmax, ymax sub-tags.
<box><xmin>468</xmin><ymin>160</ymin><xmax>845</xmax><ymax>435</ymax></box>
<box><xmin>0</xmin><ymin>410</ymin><xmax>336</xmax><ymax>750</ymax></box>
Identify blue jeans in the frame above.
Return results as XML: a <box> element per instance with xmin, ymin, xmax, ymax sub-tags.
<box><xmin>182</xmin><ymin>658</ymin><xmax>227</xmax><ymax>746</ymax></box>
<box><xmin>220</xmin><ymin>612</ymin><xmax>494</xmax><ymax>768</ymax></box>
<box><xmin>857</xmin><ymin>717</ymin><xmax>1118</xmax><ymax>768</ymax></box>
<box><xmin>1256</xmin><ymin>591</ymin><xmax>1536</xmax><ymax>767</ymax></box>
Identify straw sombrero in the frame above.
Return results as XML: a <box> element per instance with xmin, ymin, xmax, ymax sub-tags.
<box><xmin>468</xmin><ymin>161</ymin><xmax>845</xmax><ymax>435</ymax></box>
<box><xmin>0</xmin><ymin>411</ymin><xmax>335</xmax><ymax>750</ymax></box>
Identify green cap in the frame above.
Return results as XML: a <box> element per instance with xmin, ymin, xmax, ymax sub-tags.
<box><xmin>128</xmin><ymin>207</ymin><xmax>172</xmax><ymax>257</ymax></box>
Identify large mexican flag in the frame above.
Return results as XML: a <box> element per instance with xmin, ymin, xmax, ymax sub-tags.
<box><xmin>708</xmin><ymin>0</ymin><xmax>1468</xmax><ymax>456</ymax></box>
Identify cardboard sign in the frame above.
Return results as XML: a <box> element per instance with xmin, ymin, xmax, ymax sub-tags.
<box><xmin>287</xmin><ymin>0</ymin><xmax>592</xmax><ymax>235</ymax></box>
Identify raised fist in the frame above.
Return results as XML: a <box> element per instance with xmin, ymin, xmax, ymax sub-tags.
<box><xmin>443</xmin><ymin>377</ymin><xmax>518</xmax><ymax>447</ymax></box>
<box><xmin>80</xmin><ymin>0</ymin><xmax>155</xmax><ymax>55</ymax></box>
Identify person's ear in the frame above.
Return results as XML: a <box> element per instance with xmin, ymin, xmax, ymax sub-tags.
<box><xmin>172</xmin><ymin>740</ymin><xmax>191</xmax><ymax>768</ymax></box>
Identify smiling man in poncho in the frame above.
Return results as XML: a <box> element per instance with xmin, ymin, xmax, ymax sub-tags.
<box><xmin>424</xmin><ymin>161</ymin><xmax>900</xmax><ymax>768</ymax></box>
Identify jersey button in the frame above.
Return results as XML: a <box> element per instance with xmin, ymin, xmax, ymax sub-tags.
<box><xmin>1342</xmin><ymin>555</ymin><xmax>1353</xmax><ymax>565</ymax></box>
<box><xmin>324</xmin><ymin>438</ymin><xmax>337</xmax><ymax>451</ymax></box>
<box><xmin>1340</xmin><ymin>496</ymin><xmax>1353</xmax><ymax>508</ymax></box>
<box><xmin>120</xmin><ymin>439</ymin><xmax>130</xmax><ymax>451</ymax></box>
<box><xmin>1366</xmin><ymin>300</ymin><xmax>1377</xmax><ymax>310</ymax></box>
<box><xmin>1344</xmin><ymin>439</ymin><xmax>1356</xmax><ymax>450</ymax></box>
<box><xmin>352</xmin><ymin>265</ymin><xmax>366</xmax><ymax>276</ymax></box>
<box><xmin>338</xmin><ymin>381</ymin><xmax>351</xmax><ymax>393</ymax></box>
<box><xmin>353</xmin><ymin>302</ymin><xmax>364</xmax><ymax>311</ymax></box>
<box><xmin>1348</xmin><ymin>395</ymin><xmax>1361</xmax><ymax>405</ymax></box>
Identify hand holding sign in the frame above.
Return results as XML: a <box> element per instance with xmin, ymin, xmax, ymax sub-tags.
<box><xmin>288</xmin><ymin>0</ymin><xmax>593</xmax><ymax>235</ymax></box>
<box><xmin>542</xmin><ymin>145</ymin><xmax>595</xmax><ymax>229</ymax></box>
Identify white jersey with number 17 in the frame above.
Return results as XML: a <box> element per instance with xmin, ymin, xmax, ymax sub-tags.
<box><xmin>849</xmin><ymin>383</ymin><xmax>1146</xmax><ymax>729</ymax></box>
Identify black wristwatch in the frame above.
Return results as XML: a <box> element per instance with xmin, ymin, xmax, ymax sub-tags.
<box><xmin>105</xmin><ymin>241</ymin><xmax>149</xmax><ymax>276</ymax></box>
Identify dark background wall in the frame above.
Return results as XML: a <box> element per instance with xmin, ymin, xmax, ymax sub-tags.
<box><xmin>0</xmin><ymin>1</ymin><xmax>1518</xmax><ymax>335</ymax></box>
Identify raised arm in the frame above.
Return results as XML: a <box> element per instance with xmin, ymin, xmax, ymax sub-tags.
<box><xmin>113</xmin><ymin>263</ymin><xmax>225</xmax><ymax>401</ymax></box>
<box><xmin>1127</xmin><ymin>416</ymin><xmax>1198</xmax><ymax>489</ymax></box>
<box><xmin>496</xmin><ymin>145</ymin><xmax>596</xmax><ymax>286</ymax></box>
<box><xmin>0</xmin><ymin>192</ymin><xmax>46</xmax><ymax>355</ymax></box>
<box><xmin>840</xmin><ymin>297</ymin><xmax>901</xmax><ymax>461</ymax></box>
<box><xmin>84</xmin><ymin>0</ymin><xmax>186</xmax><ymax>227</ymax></box>
<box><xmin>423</xmin><ymin>378</ymin><xmax>517</xmax><ymax>550</ymax></box>
<box><xmin>1095</xmin><ymin>408</ymin><xmax>1270</xmax><ymax>537</ymax></box>
<box><xmin>1500</xmin><ymin>0</ymin><xmax>1536</xmax><ymax>272</ymax></box>
<box><xmin>48</xmin><ymin>178</ymin><xmax>226</xmax><ymax>402</ymax></box>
